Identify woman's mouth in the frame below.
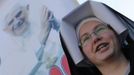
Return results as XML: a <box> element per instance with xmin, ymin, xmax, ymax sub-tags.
<box><xmin>95</xmin><ymin>42</ymin><xmax>109</xmax><ymax>53</ymax></box>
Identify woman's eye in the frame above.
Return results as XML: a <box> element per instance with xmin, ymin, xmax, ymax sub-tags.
<box><xmin>82</xmin><ymin>36</ymin><xmax>90</xmax><ymax>44</ymax></box>
<box><xmin>96</xmin><ymin>27</ymin><xmax>106</xmax><ymax>34</ymax></box>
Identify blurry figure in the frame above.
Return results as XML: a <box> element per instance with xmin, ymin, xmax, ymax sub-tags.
<box><xmin>4</xmin><ymin>4</ymin><xmax>30</xmax><ymax>36</ymax></box>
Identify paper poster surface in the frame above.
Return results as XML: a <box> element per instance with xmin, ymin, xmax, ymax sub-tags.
<box><xmin>0</xmin><ymin>0</ymin><xmax>70</xmax><ymax>75</ymax></box>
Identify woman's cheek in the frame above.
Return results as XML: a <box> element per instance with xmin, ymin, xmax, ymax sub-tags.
<box><xmin>83</xmin><ymin>45</ymin><xmax>93</xmax><ymax>57</ymax></box>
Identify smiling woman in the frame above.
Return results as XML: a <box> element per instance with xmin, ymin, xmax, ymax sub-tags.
<box><xmin>61</xmin><ymin>0</ymin><xmax>134</xmax><ymax>75</ymax></box>
<box><xmin>76</xmin><ymin>17</ymin><xmax>130</xmax><ymax>75</ymax></box>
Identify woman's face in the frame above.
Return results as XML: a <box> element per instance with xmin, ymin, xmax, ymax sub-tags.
<box><xmin>79</xmin><ymin>20</ymin><xmax>120</xmax><ymax>65</ymax></box>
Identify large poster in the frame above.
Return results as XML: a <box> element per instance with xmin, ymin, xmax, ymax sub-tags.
<box><xmin>0</xmin><ymin>0</ymin><xmax>70</xmax><ymax>75</ymax></box>
<box><xmin>29</xmin><ymin>5</ymin><xmax>70</xmax><ymax>75</ymax></box>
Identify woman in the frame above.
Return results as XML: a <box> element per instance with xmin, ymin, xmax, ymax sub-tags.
<box><xmin>76</xmin><ymin>17</ymin><xmax>134</xmax><ymax>75</ymax></box>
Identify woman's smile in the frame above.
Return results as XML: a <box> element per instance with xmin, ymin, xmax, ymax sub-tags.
<box><xmin>95</xmin><ymin>42</ymin><xmax>109</xmax><ymax>53</ymax></box>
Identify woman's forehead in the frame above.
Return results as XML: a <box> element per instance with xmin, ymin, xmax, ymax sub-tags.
<box><xmin>80</xmin><ymin>20</ymin><xmax>102</xmax><ymax>32</ymax></box>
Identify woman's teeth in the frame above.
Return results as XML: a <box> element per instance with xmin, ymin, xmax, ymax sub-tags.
<box><xmin>96</xmin><ymin>43</ymin><xmax>109</xmax><ymax>52</ymax></box>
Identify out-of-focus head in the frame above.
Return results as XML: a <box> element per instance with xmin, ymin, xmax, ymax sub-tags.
<box><xmin>4</xmin><ymin>5</ymin><xmax>29</xmax><ymax>36</ymax></box>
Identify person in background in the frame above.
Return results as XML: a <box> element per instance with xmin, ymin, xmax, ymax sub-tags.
<box><xmin>75</xmin><ymin>17</ymin><xmax>134</xmax><ymax>75</ymax></box>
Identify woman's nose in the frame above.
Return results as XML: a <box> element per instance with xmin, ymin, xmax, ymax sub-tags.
<box><xmin>91</xmin><ymin>34</ymin><xmax>102</xmax><ymax>44</ymax></box>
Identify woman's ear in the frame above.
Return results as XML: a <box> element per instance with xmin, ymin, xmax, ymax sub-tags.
<box><xmin>78</xmin><ymin>45</ymin><xmax>82</xmax><ymax>51</ymax></box>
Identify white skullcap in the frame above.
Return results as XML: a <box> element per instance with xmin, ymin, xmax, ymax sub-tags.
<box><xmin>76</xmin><ymin>17</ymin><xmax>103</xmax><ymax>42</ymax></box>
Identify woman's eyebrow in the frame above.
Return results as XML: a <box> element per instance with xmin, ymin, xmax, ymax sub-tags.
<box><xmin>93</xmin><ymin>23</ymin><xmax>104</xmax><ymax>30</ymax></box>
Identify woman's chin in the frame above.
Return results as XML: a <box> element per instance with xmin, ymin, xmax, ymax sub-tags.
<box><xmin>96</xmin><ymin>48</ymin><xmax>114</xmax><ymax>61</ymax></box>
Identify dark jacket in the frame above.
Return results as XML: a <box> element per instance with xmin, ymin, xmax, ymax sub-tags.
<box><xmin>124</xmin><ymin>36</ymin><xmax>134</xmax><ymax>75</ymax></box>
